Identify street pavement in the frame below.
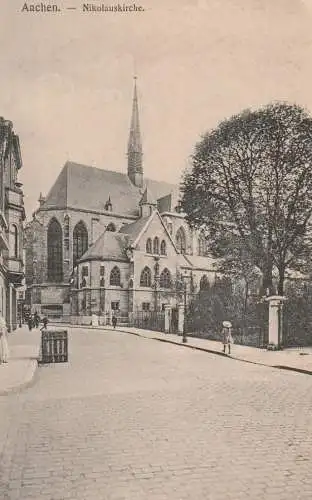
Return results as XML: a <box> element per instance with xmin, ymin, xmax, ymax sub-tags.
<box><xmin>1</xmin><ymin>327</ymin><xmax>312</xmax><ymax>499</ymax></box>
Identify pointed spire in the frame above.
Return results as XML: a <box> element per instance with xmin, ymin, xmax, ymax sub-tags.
<box><xmin>139</xmin><ymin>186</ymin><xmax>156</xmax><ymax>218</ymax></box>
<box><xmin>127</xmin><ymin>76</ymin><xmax>143</xmax><ymax>187</ymax></box>
<box><xmin>38</xmin><ymin>192</ymin><xmax>45</xmax><ymax>207</ymax></box>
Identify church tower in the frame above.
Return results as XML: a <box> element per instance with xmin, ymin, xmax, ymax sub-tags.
<box><xmin>127</xmin><ymin>77</ymin><xmax>143</xmax><ymax>188</ymax></box>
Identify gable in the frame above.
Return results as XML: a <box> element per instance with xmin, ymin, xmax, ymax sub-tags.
<box><xmin>134</xmin><ymin>211</ymin><xmax>178</xmax><ymax>258</ymax></box>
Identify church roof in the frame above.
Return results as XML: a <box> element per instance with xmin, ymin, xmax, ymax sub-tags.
<box><xmin>118</xmin><ymin>216</ymin><xmax>150</xmax><ymax>239</ymax></box>
<box><xmin>78</xmin><ymin>230</ymin><xmax>130</xmax><ymax>263</ymax></box>
<box><xmin>186</xmin><ymin>255</ymin><xmax>219</xmax><ymax>271</ymax></box>
<box><xmin>41</xmin><ymin>162</ymin><xmax>175</xmax><ymax>217</ymax></box>
<box><xmin>139</xmin><ymin>186</ymin><xmax>156</xmax><ymax>205</ymax></box>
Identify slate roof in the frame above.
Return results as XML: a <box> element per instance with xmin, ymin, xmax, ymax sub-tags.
<box><xmin>139</xmin><ymin>186</ymin><xmax>156</xmax><ymax>205</ymax></box>
<box><xmin>41</xmin><ymin>161</ymin><xmax>176</xmax><ymax>217</ymax></box>
<box><xmin>78</xmin><ymin>231</ymin><xmax>130</xmax><ymax>263</ymax></box>
<box><xmin>118</xmin><ymin>216</ymin><xmax>150</xmax><ymax>240</ymax></box>
<box><xmin>157</xmin><ymin>190</ymin><xmax>180</xmax><ymax>213</ymax></box>
<box><xmin>186</xmin><ymin>255</ymin><xmax>219</xmax><ymax>271</ymax></box>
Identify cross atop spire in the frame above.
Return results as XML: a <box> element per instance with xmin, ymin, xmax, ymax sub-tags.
<box><xmin>127</xmin><ymin>77</ymin><xmax>143</xmax><ymax>187</ymax></box>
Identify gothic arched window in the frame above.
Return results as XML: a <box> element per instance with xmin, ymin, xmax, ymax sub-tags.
<box><xmin>140</xmin><ymin>267</ymin><xmax>152</xmax><ymax>287</ymax></box>
<box><xmin>160</xmin><ymin>268</ymin><xmax>171</xmax><ymax>289</ymax></box>
<box><xmin>153</xmin><ymin>236</ymin><xmax>159</xmax><ymax>254</ymax></box>
<box><xmin>107</xmin><ymin>222</ymin><xmax>116</xmax><ymax>232</ymax></box>
<box><xmin>47</xmin><ymin>218</ymin><xmax>63</xmax><ymax>282</ymax></box>
<box><xmin>146</xmin><ymin>238</ymin><xmax>152</xmax><ymax>254</ymax></box>
<box><xmin>73</xmin><ymin>221</ymin><xmax>88</xmax><ymax>267</ymax></box>
<box><xmin>198</xmin><ymin>232</ymin><xmax>208</xmax><ymax>256</ymax></box>
<box><xmin>110</xmin><ymin>266</ymin><xmax>121</xmax><ymax>286</ymax></box>
<box><xmin>160</xmin><ymin>240</ymin><xmax>167</xmax><ymax>255</ymax></box>
<box><xmin>176</xmin><ymin>227</ymin><xmax>186</xmax><ymax>254</ymax></box>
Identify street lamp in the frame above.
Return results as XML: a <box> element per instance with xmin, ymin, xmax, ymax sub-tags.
<box><xmin>182</xmin><ymin>273</ymin><xmax>190</xmax><ymax>343</ymax></box>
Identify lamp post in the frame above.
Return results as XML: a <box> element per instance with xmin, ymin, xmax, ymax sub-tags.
<box><xmin>182</xmin><ymin>273</ymin><xmax>190</xmax><ymax>343</ymax></box>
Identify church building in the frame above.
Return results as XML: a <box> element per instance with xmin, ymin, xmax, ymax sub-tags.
<box><xmin>25</xmin><ymin>80</ymin><xmax>218</xmax><ymax>324</ymax></box>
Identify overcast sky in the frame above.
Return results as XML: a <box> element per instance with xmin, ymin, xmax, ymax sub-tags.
<box><xmin>1</xmin><ymin>0</ymin><xmax>312</xmax><ymax>217</ymax></box>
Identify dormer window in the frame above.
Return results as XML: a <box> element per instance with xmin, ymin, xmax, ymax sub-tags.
<box><xmin>105</xmin><ymin>196</ymin><xmax>112</xmax><ymax>212</ymax></box>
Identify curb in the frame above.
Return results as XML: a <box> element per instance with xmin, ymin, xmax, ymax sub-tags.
<box><xmin>114</xmin><ymin>327</ymin><xmax>312</xmax><ymax>376</ymax></box>
<box><xmin>0</xmin><ymin>359</ymin><xmax>40</xmax><ymax>397</ymax></box>
<box><xmin>51</xmin><ymin>323</ymin><xmax>312</xmax><ymax>377</ymax></box>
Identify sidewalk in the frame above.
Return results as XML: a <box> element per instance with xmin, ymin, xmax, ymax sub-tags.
<box><xmin>2</xmin><ymin>322</ymin><xmax>312</xmax><ymax>396</ymax></box>
<box><xmin>101</xmin><ymin>325</ymin><xmax>312</xmax><ymax>375</ymax></box>
<box><xmin>0</xmin><ymin>326</ymin><xmax>41</xmax><ymax>396</ymax></box>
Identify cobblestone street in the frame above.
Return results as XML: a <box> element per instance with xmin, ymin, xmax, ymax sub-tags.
<box><xmin>1</xmin><ymin>327</ymin><xmax>312</xmax><ymax>500</ymax></box>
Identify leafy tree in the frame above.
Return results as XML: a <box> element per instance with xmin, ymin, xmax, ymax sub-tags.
<box><xmin>181</xmin><ymin>103</ymin><xmax>312</xmax><ymax>295</ymax></box>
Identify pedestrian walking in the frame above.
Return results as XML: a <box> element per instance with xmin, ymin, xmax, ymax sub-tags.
<box><xmin>0</xmin><ymin>315</ymin><xmax>9</xmax><ymax>363</ymax></box>
<box><xmin>41</xmin><ymin>316</ymin><xmax>48</xmax><ymax>330</ymax></box>
<box><xmin>222</xmin><ymin>320</ymin><xmax>233</xmax><ymax>355</ymax></box>
<box><xmin>112</xmin><ymin>314</ymin><xmax>117</xmax><ymax>329</ymax></box>
<box><xmin>34</xmin><ymin>312</ymin><xmax>40</xmax><ymax>328</ymax></box>
<box><xmin>28</xmin><ymin>314</ymin><xmax>33</xmax><ymax>331</ymax></box>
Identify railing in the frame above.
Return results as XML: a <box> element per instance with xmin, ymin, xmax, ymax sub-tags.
<box><xmin>129</xmin><ymin>311</ymin><xmax>166</xmax><ymax>332</ymax></box>
<box><xmin>40</xmin><ymin>330</ymin><xmax>68</xmax><ymax>363</ymax></box>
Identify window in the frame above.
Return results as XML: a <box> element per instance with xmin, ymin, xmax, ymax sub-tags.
<box><xmin>81</xmin><ymin>277</ymin><xmax>87</xmax><ymax>288</ymax></box>
<box><xmin>142</xmin><ymin>302</ymin><xmax>150</xmax><ymax>311</ymax></box>
<box><xmin>153</xmin><ymin>236</ymin><xmax>159</xmax><ymax>254</ymax></box>
<box><xmin>12</xmin><ymin>224</ymin><xmax>18</xmax><ymax>258</ymax></box>
<box><xmin>100</xmin><ymin>277</ymin><xmax>105</xmax><ymax>288</ymax></box>
<box><xmin>111</xmin><ymin>301</ymin><xmax>119</xmax><ymax>311</ymax></box>
<box><xmin>110</xmin><ymin>266</ymin><xmax>121</xmax><ymax>286</ymax></box>
<box><xmin>160</xmin><ymin>268</ymin><xmax>171</xmax><ymax>288</ymax></box>
<box><xmin>106</xmin><ymin>222</ymin><xmax>116</xmax><ymax>232</ymax></box>
<box><xmin>82</xmin><ymin>266</ymin><xmax>88</xmax><ymax>277</ymax></box>
<box><xmin>160</xmin><ymin>240</ymin><xmax>167</xmax><ymax>255</ymax></box>
<box><xmin>176</xmin><ymin>227</ymin><xmax>186</xmax><ymax>254</ymax></box>
<box><xmin>73</xmin><ymin>221</ymin><xmax>88</xmax><ymax>267</ymax></box>
<box><xmin>198</xmin><ymin>232</ymin><xmax>208</xmax><ymax>256</ymax></box>
<box><xmin>64</xmin><ymin>215</ymin><xmax>70</xmax><ymax>251</ymax></box>
<box><xmin>47</xmin><ymin>218</ymin><xmax>63</xmax><ymax>282</ymax></box>
<box><xmin>140</xmin><ymin>267</ymin><xmax>152</xmax><ymax>287</ymax></box>
<box><xmin>146</xmin><ymin>238</ymin><xmax>152</xmax><ymax>254</ymax></box>
<box><xmin>100</xmin><ymin>265</ymin><xmax>105</xmax><ymax>276</ymax></box>
<box><xmin>200</xmin><ymin>275</ymin><xmax>210</xmax><ymax>291</ymax></box>
<box><xmin>105</xmin><ymin>197</ymin><xmax>112</xmax><ymax>211</ymax></box>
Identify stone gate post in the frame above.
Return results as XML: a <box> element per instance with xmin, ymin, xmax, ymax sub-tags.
<box><xmin>265</xmin><ymin>295</ymin><xmax>286</xmax><ymax>349</ymax></box>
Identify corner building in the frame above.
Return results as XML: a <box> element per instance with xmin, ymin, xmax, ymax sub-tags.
<box><xmin>25</xmin><ymin>81</ymin><xmax>217</xmax><ymax>324</ymax></box>
<box><xmin>0</xmin><ymin>118</ymin><xmax>25</xmax><ymax>330</ymax></box>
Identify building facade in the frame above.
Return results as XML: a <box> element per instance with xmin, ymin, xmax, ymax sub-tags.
<box><xmin>0</xmin><ymin>117</ymin><xmax>25</xmax><ymax>330</ymax></box>
<box><xmin>25</xmin><ymin>81</ymin><xmax>218</xmax><ymax>323</ymax></box>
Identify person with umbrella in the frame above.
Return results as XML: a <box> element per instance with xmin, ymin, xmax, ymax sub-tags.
<box><xmin>222</xmin><ymin>320</ymin><xmax>233</xmax><ymax>355</ymax></box>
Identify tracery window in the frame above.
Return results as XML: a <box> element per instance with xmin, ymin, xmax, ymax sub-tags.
<box><xmin>160</xmin><ymin>240</ymin><xmax>167</xmax><ymax>255</ymax></box>
<box><xmin>110</xmin><ymin>266</ymin><xmax>121</xmax><ymax>286</ymax></box>
<box><xmin>140</xmin><ymin>267</ymin><xmax>152</xmax><ymax>287</ymax></box>
<box><xmin>47</xmin><ymin>218</ymin><xmax>63</xmax><ymax>282</ymax></box>
<box><xmin>153</xmin><ymin>236</ymin><xmax>159</xmax><ymax>254</ymax></box>
<box><xmin>146</xmin><ymin>238</ymin><xmax>152</xmax><ymax>254</ymax></box>
<box><xmin>160</xmin><ymin>268</ymin><xmax>171</xmax><ymax>289</ymax></box>
<box><xmin>73</xmin><ymin>221</ymin><xmax>88</xmax><ymax>267</ymax></box>
<box><xmin>176</xmin><ymin>227</ymin><xmax>186</xmax><ymax>254</ymax></box>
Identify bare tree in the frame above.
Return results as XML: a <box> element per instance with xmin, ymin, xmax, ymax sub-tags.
<box><xmin>181</xmin><ymin>103</ymin><xmax>312</xmax><ymax>295</ymax></box>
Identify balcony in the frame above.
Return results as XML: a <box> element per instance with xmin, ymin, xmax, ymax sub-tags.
<box><xmin>6</xmin><ymin>257</ymin><xmax>24</xmax><ymax>286</ymax></box>
<box><xmin>5</xmin><ymin>188</ymin><xmax>24</xmax><ymax>209</ymax></box>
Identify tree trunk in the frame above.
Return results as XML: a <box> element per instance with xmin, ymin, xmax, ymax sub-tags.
<box><xmin>278</xmin><ymin>267</ymin><xmax>285</xmax><ymax>296</ymax></box>
<box><xmin>260</xmin><ymin>262</ymin><xmax>274</xmax><ymax>296</ymax></box>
